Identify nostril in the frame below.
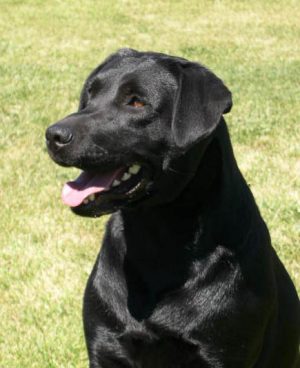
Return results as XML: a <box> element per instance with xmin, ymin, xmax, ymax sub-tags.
<box><xmin>46</xmin><ymin>125</ymin><xmax>73</xmax><ymax>147</ymax></box>
<box><xmin>53</xmin><ymin>131</ymin><xmax>73</xmax><ymax>145</ymax></box>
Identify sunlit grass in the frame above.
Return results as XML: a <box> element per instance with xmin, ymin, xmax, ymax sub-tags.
<box><xmin>0</xmin><ymin>0</ymin><xmax>299</xmax><ymax>366</ymax></box>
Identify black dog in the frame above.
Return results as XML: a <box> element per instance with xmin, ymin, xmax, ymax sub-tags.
<box><xmin>46</xmin><ymin>49</ymin><xmax>300</xmax><ymax>367</ymax></box>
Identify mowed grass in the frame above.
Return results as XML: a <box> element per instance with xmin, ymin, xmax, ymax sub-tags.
<box><xmin>0</xmin><ymin>0</ymin><xmax>299</xmax><ymax>366</ymax></box>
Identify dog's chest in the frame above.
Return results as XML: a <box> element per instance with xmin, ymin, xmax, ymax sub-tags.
<box><xmin>119</xmin><ymin>332</ymin><xmax>203</xmax><ymax>368</ymax></box>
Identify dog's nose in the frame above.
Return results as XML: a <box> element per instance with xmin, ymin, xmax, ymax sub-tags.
<box><xmin>46</xmin><ymin>125</ymin><xmax>73</xmax><ymax>148</ymax></box>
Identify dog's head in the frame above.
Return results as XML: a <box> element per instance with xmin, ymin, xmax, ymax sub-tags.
<box><xmin>46</xmin><ymin>48</ymin><xmax>232</xmax><ymax>217</ymax></box>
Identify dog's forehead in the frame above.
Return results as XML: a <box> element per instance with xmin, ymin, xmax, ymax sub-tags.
<box><xmin>87</xmin><ymin>54</ymin><xmax>178</xmax><ymax>88</ymax></box>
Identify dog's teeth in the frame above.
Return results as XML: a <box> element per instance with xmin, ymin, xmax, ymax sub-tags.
<box><xmin>129</xmin><ymin>164</ymin><xmax>141</xmax><ymax>175</ymax></box>
<box><xmin>121</xmin><ymin>172</ymin><xmax>131</xmax><ymax>181</ymax></box>
<box><xmin>112</xmin><ymin>179</ymin><xmax>121</xmax><ymax>187</ymax></box>
<box><xmin>88</xmin><ymin>194</ymin><xmax>95</xmax><ymax>201</ymax></box>
<box><xmin>83</xmin><ymin>198</ymin><xmax>89</xmax><ymax>204</ymax></box>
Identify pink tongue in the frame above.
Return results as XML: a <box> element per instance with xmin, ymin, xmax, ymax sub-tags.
<box><xmin>62</xmin><ymin>168</ymin><xmax>124</xmax><ymax>207</ymax></box>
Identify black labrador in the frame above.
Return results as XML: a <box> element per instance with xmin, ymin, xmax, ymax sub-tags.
<box><xmin>46</xmin><ymin>49</ymin><xmax>300</xmax><ymax>367</ymax></box>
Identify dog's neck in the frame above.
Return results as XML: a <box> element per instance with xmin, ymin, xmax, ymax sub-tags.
<box><xmin>118</xmin><ymin>119</ymin><xmax>261</xmax><ymax>319</ymax></box>
<box><xmin>121</xmin><ymin>119</ymin><xmax>257</xmax><ymax>255</ymax></box>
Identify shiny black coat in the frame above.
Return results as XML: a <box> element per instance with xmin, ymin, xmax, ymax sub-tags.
<box><xmin>47</xmin><ymin>49</ymin><xmax>300</xmax><ymax>367</ymax></box>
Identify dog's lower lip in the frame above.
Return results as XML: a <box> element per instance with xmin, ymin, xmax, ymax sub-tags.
<box><xmin>80</xmin><ymin>179</ymin><xmax>146</xmax><ymax>207</ymax></box>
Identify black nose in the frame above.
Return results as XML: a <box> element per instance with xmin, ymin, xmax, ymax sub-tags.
<box><xmin>46</xmin><ymin>125</ymin><xmax>73</xmax><ymax>148</ymax></box>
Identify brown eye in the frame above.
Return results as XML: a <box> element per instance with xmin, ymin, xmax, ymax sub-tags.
<box><xmin>127</xmin><ymin>96</ymin><xmax>145</xmax><ymax>108</ymax></box>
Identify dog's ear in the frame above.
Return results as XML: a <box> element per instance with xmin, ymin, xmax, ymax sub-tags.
<box><xmin>172</xmin><ymin>63</ymin><xmax>232</xmax><ymax>149</ymax></box>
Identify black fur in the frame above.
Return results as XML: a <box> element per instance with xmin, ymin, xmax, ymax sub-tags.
<box><xmin>46</xmin><ymin>49</ymin><xmax>300</xmax><ymax>367</ymax></box>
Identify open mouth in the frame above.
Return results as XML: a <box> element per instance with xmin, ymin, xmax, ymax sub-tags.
<box><xmin>61</xmin><ymin>164</ymin><xmax>149</xmax><ymax>208</ymax></box>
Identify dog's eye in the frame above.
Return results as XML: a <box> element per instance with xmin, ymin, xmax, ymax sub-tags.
<box><xmin>127</xmin><ymin>96</ymin><xmax>145</xmax><ymax>108</ymax></box>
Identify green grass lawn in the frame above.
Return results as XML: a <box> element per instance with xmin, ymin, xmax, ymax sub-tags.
<box><xmin>0</xmin><ymin>0</ymin><xmax>299</xmax><ymax>366</ymax></box>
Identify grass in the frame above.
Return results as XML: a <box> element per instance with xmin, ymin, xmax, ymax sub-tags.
<box><xmin>0</xmin><ymin>0</ymin><xmax>299</xmax><ymax>366</ymax></box>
